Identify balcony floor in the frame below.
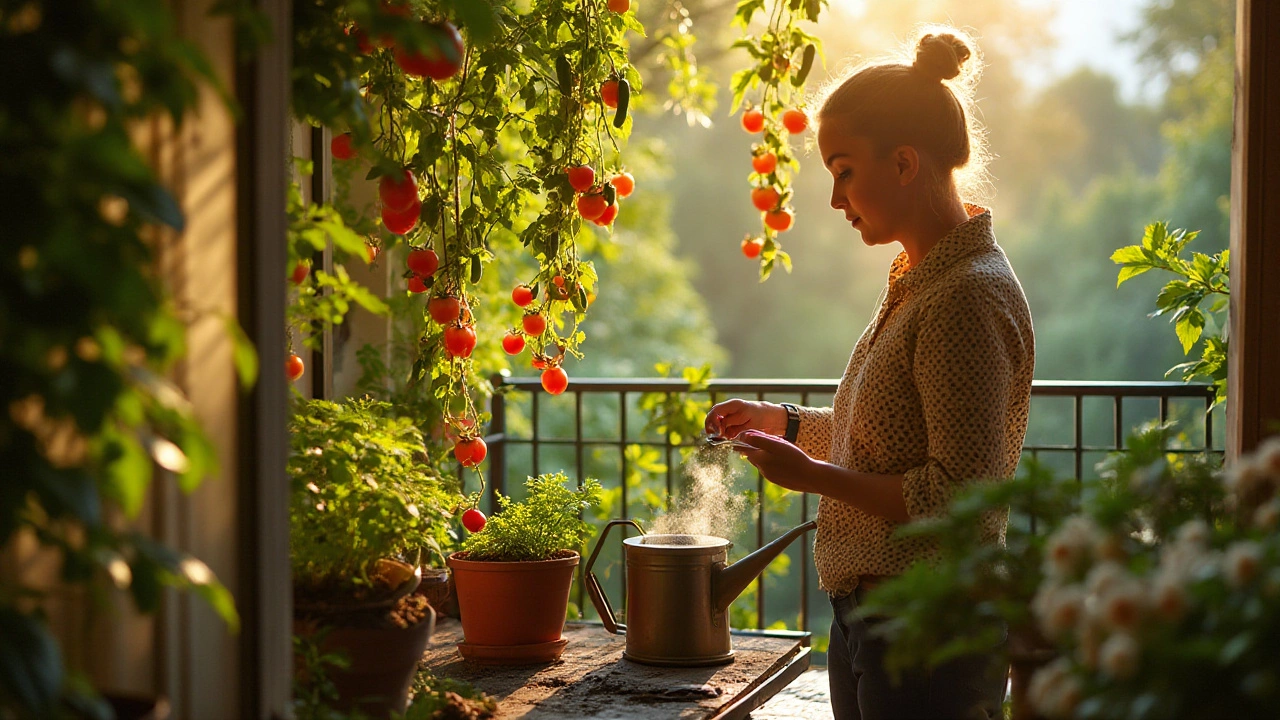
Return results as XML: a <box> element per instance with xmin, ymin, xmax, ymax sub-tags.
<box><xmin>749</xmin><ymin>668</ymin><xmax>831</xmax><ymax>719</ymax></box>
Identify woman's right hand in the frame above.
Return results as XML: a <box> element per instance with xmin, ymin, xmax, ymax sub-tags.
<box><xmin>704</xmin><ymin>399</ymin><xmax>788</xmax><ymax>439</ymax></box>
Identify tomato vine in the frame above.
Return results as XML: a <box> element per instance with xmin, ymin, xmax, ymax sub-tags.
<box><xmin>730</xmin><ymin>0</ymin><xmax>826</xmax><ymax>280</ymax></box>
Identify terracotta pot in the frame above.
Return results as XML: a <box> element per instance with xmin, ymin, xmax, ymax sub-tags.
<box><xmin>294</xmin><ymin>603</ymin><xmax>435</xmax><ymax>718</ymax></box>
<box><xmin>416</xmin><ymin>566</ymin><xmax>459</xmax><ymax>619</ymax></box>
<box><xmin>293</xmin><ymin>560</ymin><xmax>435</xmax><ymax>717</ymax></box>
<box><xmin>447</xmin><ymin>551</ymin><xmax>578</xmax><ymax>647</ymax></box>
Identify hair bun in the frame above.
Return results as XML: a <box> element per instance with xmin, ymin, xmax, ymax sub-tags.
<box><xmin>913</xmin><ymin>33</ymin><xmax>971</xmax><ymax>81</ymax></box>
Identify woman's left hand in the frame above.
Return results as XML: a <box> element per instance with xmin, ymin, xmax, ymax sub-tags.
<box><xmin>733</xmin><ymin>430</ymin><xmax>818</xmax><ymax>493</ymax></box>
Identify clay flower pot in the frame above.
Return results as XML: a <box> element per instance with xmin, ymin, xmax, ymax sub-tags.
<box><xmin>294</xmin><ymin>559</ymin><xmax>435</xmax><ymax>716</ymax></box>
<box><xmin>447</xmin><ymin>550</ymin><xmax>579</xmax><ymax>664</ymax></box>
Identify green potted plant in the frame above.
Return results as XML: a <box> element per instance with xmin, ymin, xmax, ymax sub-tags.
<box><xmin>290</xmin><ymin>397</ymin><xmax>461</xmax><ymax>716</ymax></box>
<box><xmin>447</xmin><ymin>472</ymin><xmax>603</xmax><ymax>664</ymax></box>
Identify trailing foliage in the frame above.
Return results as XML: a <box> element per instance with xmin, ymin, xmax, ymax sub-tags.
<box><xmin>858</xmin><ymin>458</ymin><xmax>1081</xmax><ymax>679</ymax></box>
<box><xmin>461</xmin><ymin>473</ymin><xmax>603</xmax><ymax>562</ymax></box>
<box><xmin>289</xmin><ymin>398</ymin><xmax>461</xmax><ymax>591</ymax></box>
<box><xmin>0</xmin><ymin>0</ymin><xmax>247</xmax><ymax>715</ymax></box>
<box><xmin>1112</xmin><ymin>221</ymin><xmax>1228</xmax><ymax>407</ymax></box>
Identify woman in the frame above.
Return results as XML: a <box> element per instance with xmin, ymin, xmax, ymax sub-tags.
<box><xmin>705</xmin><ymin>27</ymin><xmax>1035</xmax><ymax>720</ymax></box>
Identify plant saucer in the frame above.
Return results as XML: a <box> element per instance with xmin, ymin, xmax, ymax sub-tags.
<box><xmin>457</xmin><ymin>637</ymin><xmax>568</xmax><ymax>665</ymax></box>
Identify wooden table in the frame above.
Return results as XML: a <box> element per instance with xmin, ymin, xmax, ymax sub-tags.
<box><xmin>421</xmin><ymin>620</ymin><xmax>812</xmax><ymax>719</ymax></box>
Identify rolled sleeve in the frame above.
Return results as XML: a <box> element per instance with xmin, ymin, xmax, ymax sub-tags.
<box><xmin>794</xmin><ymin>406</ymin><xmax>834</xmax><ymax>462</ymax></box>
<box><xmin>901</xmin><ymin>286</ymin><xmax>1024</xmax><ymax>521</ymax></box>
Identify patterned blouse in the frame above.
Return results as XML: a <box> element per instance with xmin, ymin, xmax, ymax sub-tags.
<box><xmin>792</xmin><ymin>205</ymin><xmax>1035</xmax><ymax>598</ymax></box>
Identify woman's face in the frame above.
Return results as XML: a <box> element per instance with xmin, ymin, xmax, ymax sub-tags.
<box><xmin>817</xmin><ymin>122</ymin><xmax>915</xmax><ymax>248</ymax></box>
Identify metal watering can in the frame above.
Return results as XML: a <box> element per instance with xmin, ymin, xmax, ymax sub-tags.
<box><xmin>585</xmin><ymin>518</ymin><xmax>817</xmax><ymax>667</ymax></box>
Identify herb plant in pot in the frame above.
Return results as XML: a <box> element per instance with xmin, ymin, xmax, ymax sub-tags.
<box><xmin>448</xmin><ymin>472</ymin><xmax>603</xmax><ymax>664</ymax></box>
<box><xmin>290</xmin><ymin>398</ymin><xmax>460</xmax><ymax>716</ymax></box>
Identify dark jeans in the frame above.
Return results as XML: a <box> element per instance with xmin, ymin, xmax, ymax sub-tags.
<box><xmin>827</xmin><ymin>590</ymin><xmax>1008</xmax><ymax>720</ymax></box>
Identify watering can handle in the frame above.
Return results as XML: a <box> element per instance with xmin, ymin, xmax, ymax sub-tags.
<box><xmin>584</xmin><ymin>519</ymin><xmax>644</xmax><ymax>635</ymax></box>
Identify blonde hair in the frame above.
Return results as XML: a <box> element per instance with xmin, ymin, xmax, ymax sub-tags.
<box><xmin>813</xmin><ymin>25</ymin><xmax>992</xmax><ymax>203</ymax></box>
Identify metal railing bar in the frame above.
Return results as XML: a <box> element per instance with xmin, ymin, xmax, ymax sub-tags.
<box><xmin>496</xmin><ymin>377</ymin><xmax>1216</xmax><ymax>397</ymax></box>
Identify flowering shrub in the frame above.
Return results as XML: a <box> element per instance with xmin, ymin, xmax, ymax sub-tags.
<box><xmin>1028</xmin><ymin>433</ymin><xmax>1280</xmax><ymax>720</ymax></box>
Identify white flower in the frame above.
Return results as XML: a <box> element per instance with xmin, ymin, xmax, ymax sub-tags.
<box><xmin>1159</xmin><ymin>535</ymin><xmax>1217</xmax><ymax>583</ymax></box>
<box><xmin>1085</xmin><ymin>561</ymin><xmax>1129</xmax><ymax>598</ymax></box>
<box><xmin>1099</xmin><ymin>632</ymin><xmax>1141</xmax><ymax>681</ymax></box>
<box><xmin>1152</xmin><ymin>572</ymin><xmax>1189</xmax><ymax>623</ymax></box>
<box><xmin>1253</xmin><ymin>436</ymin><xmax>1280</xmax><ymax>478</ymax></box>
<box><xmin>1088</xmin><ymin>567</ymin><xmax>1146</xmax><ymax>632</ymax></box>
<box><xmin>1254</xmin><ymin>500</ymin><xmax>1280</xmax><ymax>532</ymax></box>
<box><xmin>1029</xmin><ymin>658</ymin><xmax>1082</xmax><ymax>719</ymax></box>
<box><xmin>1045</xmin><ymin>516</ymin><xmax>1101</xmax><ymax>579</ymax></box>
<box><xmin>1075</xmin><ymin>612</ymin><xmax>1105</xmax><ymax>670</ymax></box>
<box><xmin>1223</xmin><ymin>541</ymin><xmax>1263</xmax><ymax>589</ymax></box>
<box><xmin>1034</xmin><ymin>583</ymin><xmax>1085</xmax><ymax>639</ymax></box>
<box><xmin>1175</xmin><ymin>519</ymin><xmax>1212</xmax><ymax>549</ymax></box>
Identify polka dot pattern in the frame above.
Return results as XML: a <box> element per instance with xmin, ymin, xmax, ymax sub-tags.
<box><xmin>794</xmin><ymin>206</ymin><xmax>1035</xmax><ymax>598</ymax></box>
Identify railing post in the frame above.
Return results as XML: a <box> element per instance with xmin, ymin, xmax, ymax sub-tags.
<box><xmin>489</xmin><ymin>374</ymin><xmax>507</xmax><ymax>505</ymax></box>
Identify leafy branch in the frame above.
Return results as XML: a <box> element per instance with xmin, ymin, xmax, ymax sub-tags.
<box><xmin>1112</xmin><ymin>221</ymin><xmax>1229</xmax><ymax>406</ymax></box>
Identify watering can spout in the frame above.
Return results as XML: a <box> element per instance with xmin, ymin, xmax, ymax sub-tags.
<box><xmin>714</xmin><ymin>519</ymin><xmax>817</xmax><ymax>611</ymax></box>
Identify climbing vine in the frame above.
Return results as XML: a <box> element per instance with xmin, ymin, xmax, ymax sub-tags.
<box><xmin>0</xmin><ymin>1</ymin><xmax>245</xmax><ymax>715</ymax></box>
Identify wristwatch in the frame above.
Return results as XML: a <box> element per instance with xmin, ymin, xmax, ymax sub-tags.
<box><xmin>780</xmin><ymin>403</ymin><xmax>800</xmax><ymax>443</ymax></box>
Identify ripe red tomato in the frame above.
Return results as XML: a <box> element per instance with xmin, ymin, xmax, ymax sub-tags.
<box><xmin>741</xmin><ymin>237</ymin><xmax>763</xmax><ymax>258</ymax></box>
<box><xmin>522</xmin><ymin>313</ymin><xmax>547</xmax><ymax>336</ymax></box>
<box><xmin>609</xmin><ymin>172</ymin><xmax>635</xmax><ymax>198</ymax></box>
<box><xmin>541</xmin><ymin>366</ymin><xmax>569</xmax><ymax>395</ymax></box>
<box><xmin>593</xmin><ymin>203</ymin><xmax>619</xmax><ymax>226</ymax></box>
<box><xmin>600</xmin><ymin>79</ymin><xmax>619</xmax><ymax>109</ymax></box>
<box><xmin>765</xmin><ymin>208</ymin><xmax>794</xmax><ymax>232</ymax></box>
<box><xmin>577</xmin><ymin>194</ymin><xmax>607</xmax><ymax>220</ymax></box>
<box><xmin>407</xmin><ymin>248</ymin><xmax>439</xmax><ymax>277</ymax></box>
<box><xmin>512</xmin><ymin>284</ymin><xmax>534</xmax><ymax>307</ymax></box>
<box><xmin>394</xmin><ymin>22</ymin><xmax>465</xmax><ymax>80</ymax></box>
<box><xmin>443</xmin><ymin>324</ymin><xmax>477</xmax><ymax>358</ymax></box>
<box><xmin>331</xmin><ymin>133</ymin><xmax>357</xmax><ymax>160</ymax></box>
<box><xmin>346</xmin><ymin>26</ymin><xmax>375</xmax><ymax>54</ymax></box>
<box><xmin>379</xmin><ymin>169</ymin><xmax>418</xmax><ymax>211</ymax></box>
<box><xmin>502</xmin><ymin>331</ymin><xmax>525</xmax><ymax>355</ymax></box>
<box><xmin>751</xmin><ymin>187</ymin><xmax>780</xmax><ymax>212</ymax></box>
<box><xmin>608</xmin><ymin>0</ymin><xmax>631</xmax><ymax>12</ymax></box>
<box><xmin>461</xmin><ymin>507</ymin><xmax>487</xmax><ymax>533</ymax></box>
<box><xmin>567</xmin><ymin>165</ymin><xmax>595</xmax><ymax>193</ymax></box>
<box><xmin>428</xmin><ymin>295</ymin><xmax>462</xmax><ymax>324</ymax></box>
<box><xmin>382</xmin><ymin>200</ymin><xmax>421</xmax><ymax>235</ymax></box>
<box><xmin>290</xmin><ymin>260</ymin><xmax>310</xmax><ymax>285</ymax></box>
<box><xmin>752</xmin><ymin>152</ymin><xmax>777</xmax><ymax>175</ymax></box>
<box><xmin>782</xmin><ymin>108</ymin><xmax>808</xmax><ymax>134</ymax></box>
<box><xmin>454</xmin><ymin>437</ymin><xmax>488</xmax><ymax>467</ymax></box>
<box><xmin>286</xmin><ymin>353</ymin><xmax>305</xmax><ymax>381</ymax></box>
<box><xmin>741</xmin><ymin>109</ymin><xmax>765</xmax><ymax>133</ymax></box>
<box><xmin>552</xmin><ymin>275</ymin><xmax>565</xmax><ymax>287</ymax></box>
<box><xmin>407</xmin><ymin>275</ymin><xmax>429</xmax><ymax>294</ymax></box>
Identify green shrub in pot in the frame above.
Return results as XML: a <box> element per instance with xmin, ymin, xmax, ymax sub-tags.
<box><xmin>447</xmin><ymin>473</ymin><xmax>602</xmax><ymax>663</ymax></box>
<box><xmin>289</xmin><ymin>397</ymin><xmax>459</xmax><ymax>602</ymax></box>
<box><xmin>289</xmin><ymin>397</ymin><xmax>463</xmax><ymax>716</ymax></box>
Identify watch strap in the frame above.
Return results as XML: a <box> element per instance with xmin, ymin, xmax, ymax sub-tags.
<box><xmin>780</xmin><ymin>403</ymin><xmax>800</xmax><ymax>443</ymax></box>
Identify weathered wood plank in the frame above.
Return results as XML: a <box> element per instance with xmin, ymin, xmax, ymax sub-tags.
<box><xmin>421</xmin><ymin>621</ymin><xmax>808</xmax><ymax>719</ymax></box>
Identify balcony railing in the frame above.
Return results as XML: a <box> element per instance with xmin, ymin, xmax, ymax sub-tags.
<box><xmin>475</xmin><ymin>378</ymin><xmax>1221</xmax><ymax>636</ymax></box>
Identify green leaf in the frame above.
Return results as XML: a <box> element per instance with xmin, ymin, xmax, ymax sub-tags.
<box><xmin>0</xmin><ymin>608</ymin><xmax>64</xmax><ymax>715</ymax></box>
<box><xmin>223</xmin><ymin>314</ymin><xmax>259</xmax><ymax>391</ymax></box>
<box><xmin>1175</xmin><ymin>308</ymin><xmax>1205</xmax><ymax>354</ymax></box>
<box><xmin>1110</xmin><ymin>245</ymin><xmax>1149</xmax><ymax>266</ymax></box>
<box><xmin>105</xmin><ymin>430</ymin><xmax>152</xmax><ymax>518</ymax></box>
<box><xmin>1116</xmin><ymin>265</ymin><xmax>1152</xmax><ymax>286</ymax></box>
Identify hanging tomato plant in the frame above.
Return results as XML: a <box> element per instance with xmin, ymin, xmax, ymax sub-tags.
<box><xmin>729</xmin><ymin>0</ymin><xmax>827</xmax><ymax>280</ymax></box>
